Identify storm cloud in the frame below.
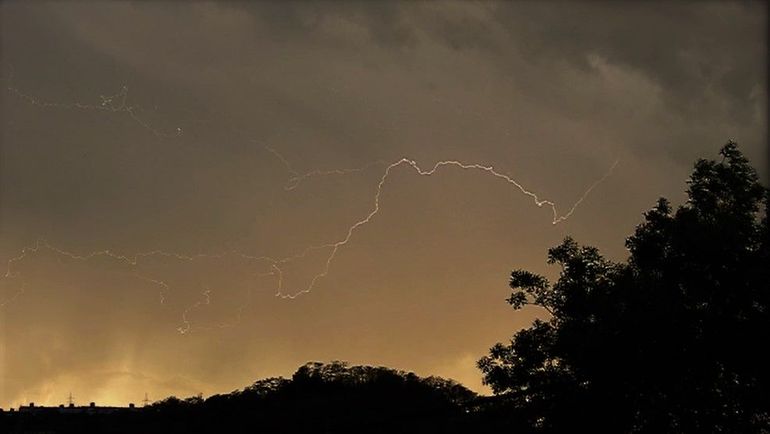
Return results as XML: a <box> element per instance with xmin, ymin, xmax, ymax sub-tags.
<box><xmin>1</xmin><ymin>1</ymin><xmax>766</xmax><ymax>408</ymax></box>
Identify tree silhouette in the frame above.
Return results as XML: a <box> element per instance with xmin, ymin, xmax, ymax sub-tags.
<box><xmin>478</xmin><ymin>141</ymin><xmax>769</xmax><ymax>433</ymax></box>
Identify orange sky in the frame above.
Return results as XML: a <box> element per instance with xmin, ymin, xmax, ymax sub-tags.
<box><xmin>1</xmin><ymin>1</ymin><xmax>767</xmax><ymax>408</ymax></box>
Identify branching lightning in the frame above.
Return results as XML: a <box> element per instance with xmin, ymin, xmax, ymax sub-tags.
<box><xmin>1</xmin><ymin>80</ymin><xmax>620</xmax><ymax>332</ymax></box>
<box><xmin>264</xmin><ymin>146</ymin><xmax>387</xmax><ymax>191</ymax></box>
<box><xmin>177</xmin><ymin>288</ymin><xmax>212</xmax><ymax>335</ymax></box>
<box><xmin>4</xmin><ymin>76</ymin><xmax>183</xmax><ymax>138</ymax></box>
<box><xmin>2</xmin><ymin>147</ymin><xmax>618</xmax><ymax>332</ymax></box>
<box><xmin>267</xmin><ymin>150</ymin><xmax>619</xmax><ymax>299</ymax></box>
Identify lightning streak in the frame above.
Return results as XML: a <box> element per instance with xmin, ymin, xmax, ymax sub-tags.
<box><xmin>1</xmin><ymin>148</ymin><xmax>618</xmax><ymax>329</ymax></box>
<box><xmin>177</xmin><ymin>288</ymin><xmax>212</xmax><ymax>334</ymax></box>
<box><xmin>264</xmin><ymin>145</ymin><xmax>386</xmax><ymax>191</ymax></box>
<box><xmin>271</xmin><ymin>154</ymin><xmax>619</xmax><ymax>298</ymax></box>
<box><xmin>1</xmin><ymin>239</ymin><xmax>276</xmax><ymax>316</ymax></box>
<box><xmin>2</xmin><ymin>81</ymin><xmax>619</xmax><ymax>330</ymax></box>
<box><xmin>4</xmin><ymin>78</ymin><xmax>183</xmax><ymax>138</ymax></box>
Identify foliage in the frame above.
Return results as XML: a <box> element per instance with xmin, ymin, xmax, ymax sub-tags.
<box><xmin>478</xmin><ymin>141</ymin><xmax>769</xmax><ymax>433</ymax></box>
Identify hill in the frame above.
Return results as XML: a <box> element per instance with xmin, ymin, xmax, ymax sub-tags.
<box><xmin>1</xmin><ymin>361</ymin><xmax>514</xmax><ymax>434</ymax></box>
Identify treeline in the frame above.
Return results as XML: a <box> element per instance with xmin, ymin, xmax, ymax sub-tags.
<box><xmin>2</xmin><ymin>361</ymin><xmax>519</xmax><ymax>434</ymax></box>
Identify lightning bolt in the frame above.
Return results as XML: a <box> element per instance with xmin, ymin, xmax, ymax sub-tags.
<box><xmin>1</xmin><ymin>79</ymin><xmax>619</xmax><ymax>331</ymax></box>
<box><xmin>264</xmin><ymin>146</ymin><xmax>387</xmax><ymax>191</ymax></box>
<box><xmin>1</xmin><ymin>147</ymin><xmax>619</xmax><ymax>331</ymax></box>
<box><xmin>267</xmin><ymin>151</ymin><xmax>619</xmax><ymax>299</ymax></box>
<box><xmin>177</xmin><ymin>288</ymin><xmax>212</xmax><ymax>334</ymax></box>
<box><xmin>4</xmin><ymin>73</ymin><xmax>183</xmax><ymax>138</ymax></box>
<box><xmin>1</xmin><ymin>147</ymin><xmax>618</xmax><ymax>330</ymax></box>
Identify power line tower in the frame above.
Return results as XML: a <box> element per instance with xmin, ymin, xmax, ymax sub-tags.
<box><xmin>66</xmin><ymin>392</ymin><xmax>75</xmax><ymax>406</ymax></box>
<box><xmin>142</xmin><ymin>392</ymin><xmax>149</xmax><ymax>407</ymax></box>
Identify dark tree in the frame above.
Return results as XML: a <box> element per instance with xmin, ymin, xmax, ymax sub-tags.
<box><xmin>478</xmin><ymin>142</ymin><xmax>769</xmax><ymax>433</ymax></box>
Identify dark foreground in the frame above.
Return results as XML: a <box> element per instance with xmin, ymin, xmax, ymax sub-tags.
<box><xmin>1</xmin><ymin>362</ymin><xmax>526</xmax><ymax>434</ymax></box>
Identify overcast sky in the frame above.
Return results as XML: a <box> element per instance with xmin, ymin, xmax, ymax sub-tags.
<box><xmin>1</xmin><ymin>1</ymin><xmax>766</xmax><ymax>408</ymax></box>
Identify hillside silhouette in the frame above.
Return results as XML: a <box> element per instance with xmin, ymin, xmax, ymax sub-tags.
<box><xmin>2</xmin><ymin>362</ymin><xmax>493</xmax><ymax>434</ymax></box>
<box><xmin>3</xmin><ymin>142</ymin><xmax>767</xmax><ymax>434</ymax></box>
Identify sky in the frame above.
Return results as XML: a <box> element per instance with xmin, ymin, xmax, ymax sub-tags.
<box><xmin>0</xmin><ymin>1</ymin><xmax>766</xmax><ymax>408</ymax></box>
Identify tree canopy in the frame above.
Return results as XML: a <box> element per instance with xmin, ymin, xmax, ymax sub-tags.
<box><xmin>478</xmin><ymin>141</ymin><xmax>769</xmax><ymax>433</ymax></box>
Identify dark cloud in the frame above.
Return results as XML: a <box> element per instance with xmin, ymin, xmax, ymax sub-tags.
<box><xmin>1</xmin><ymin>1</ymin><xmax>766</xmax><ymax>408</ymax></box>
<box><xmin>494</xmin><ymin>3</ymin><xmax>765</xmax><ymax>118</ymax></box>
